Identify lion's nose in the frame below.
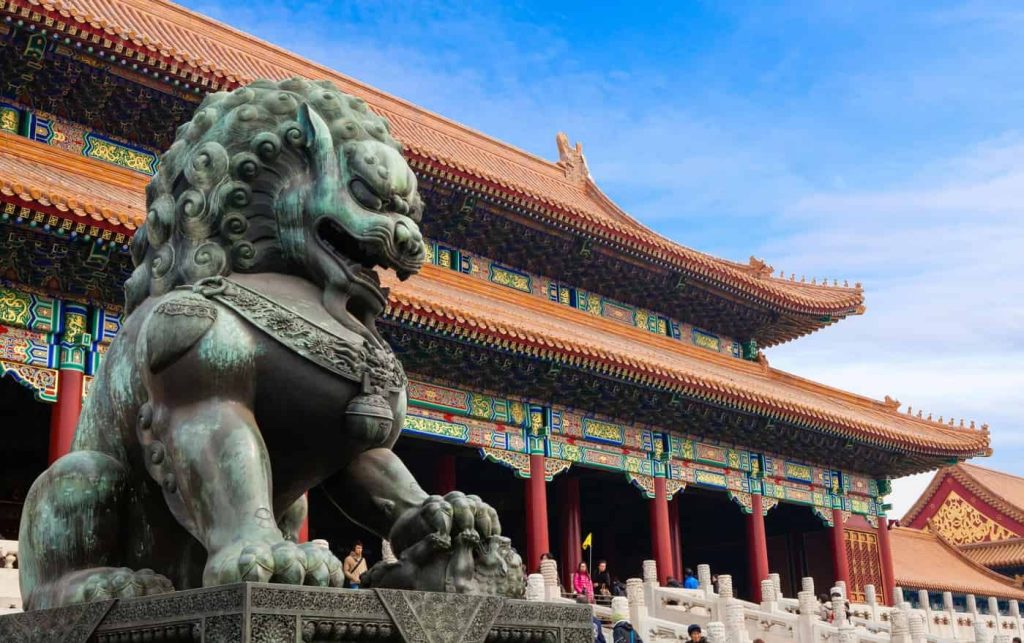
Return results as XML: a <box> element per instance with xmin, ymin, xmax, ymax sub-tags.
<box><xmin>394</xmin><ymin>220</ymin><xmax>424</xmax><ymax>260</ymax></box>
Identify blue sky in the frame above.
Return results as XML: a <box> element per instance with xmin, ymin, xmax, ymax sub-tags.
<box><xmin>181</xmin><ymin>0</ymin><xmax>1024</xmax><ymax>514</ymax></box>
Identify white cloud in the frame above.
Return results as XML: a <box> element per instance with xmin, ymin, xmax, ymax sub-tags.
<box><xmin>768</xmin><ymin>134</ymin><xmax>1024</xmax><ymax>494</ymax></box>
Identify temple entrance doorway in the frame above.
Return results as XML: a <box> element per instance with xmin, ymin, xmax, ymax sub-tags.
<box><xmin>0</xmin><ymin>375</ymin><xmax>49</xmax><ymax>539</ymax></box>
<box><xmin>676</xmin><ymin>487</ymin><xmax>749</xmax><ymax>598</ymax></box>
<box><xmin>576</xmin><ymin>470</ymin><xmax>651</xmax><ymax>590</ymax></box>
<box><xmin>765</xmin><ymin>503</ymin><xmax>831</xmax><ymax>597</ymax></box>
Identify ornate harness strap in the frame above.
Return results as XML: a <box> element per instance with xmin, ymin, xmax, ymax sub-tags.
<box><xmin>185</xmin><ymin>276</ymin><xmax>406</xmax><ymax>394</ymax></box>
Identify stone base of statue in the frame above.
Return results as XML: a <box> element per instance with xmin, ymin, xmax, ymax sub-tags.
<box><xmin>0</xmin><ymin>583</ymin><xmax>593</xmax><ymax>643</ymax></box>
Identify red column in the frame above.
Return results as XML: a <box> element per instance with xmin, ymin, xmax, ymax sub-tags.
<box><xmin>525</xmin><ymin>454</ymin><xmax>550</xmax><ymax>573</ymax></box>
<box><xmin>560</xmin><ymin>476</ymin><xmax>582</xmax><ymax>589</ymax></box>
<box><xmin>48</xmin><ymin>369</ymin><xmax>83</xmax><ymax>464</ymax></box>
<box><xmin>876</xmin><ymin>515</ymin><xmax>896</xmax><ymax>605</ymax></box>
<box><xmin>831</xmin><ymin>508</ymin><xmax>851</xmax><ymax>588</ymax></box>
<box><xmin>298</xmin><ymin>492</ymin><xmax>310</xmax><ymax>544</ymax></box>
<box><xmin>747</xmin><ymin>494</ymin><xmax>770</xmax><ymax>601</ymax></box>
<box><xmin>435</xmin><ymin>454</ymin><xmax>457</xmax><ymax>495</ymax></box>
<box><xmin>669</xmin><ymin>495</ymin><xmax>682</xmax><ymax>580</ymax></box>
<box><xmin>650</xmin><ymin>477</ymin><xmax>673</xmax><ymax>584</ymax></box>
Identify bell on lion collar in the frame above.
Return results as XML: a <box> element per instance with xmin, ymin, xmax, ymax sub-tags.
<box><xmin>345</xmin><ymin>391</ymin><xmax>395</xmax><ymax>444</ymax></box>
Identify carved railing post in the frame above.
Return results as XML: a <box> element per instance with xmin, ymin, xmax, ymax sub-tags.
<box><xmin>726</xmin><ymin>597</ymin><xmax>748</xmax><ymax>643</ymax></box>
<box><xmin>698</xmin><ymin>563</ymin><xmax>713</xmax><ymax>597</ymax></box>
<box><xmin>526</xmin><ymin>574</ymin><xmax>545</xmax><ymax>601</ymax></box>
<box><xmin>769</xmin><ymin>572</ymin><xmax>782</xmax><ymax>599</ymax></box>
<box><xmin>917</xmin><ymin>589</ymin><xmax>933</xmax><ymax>634</ymax></box>
<box><xmin>541</xmin><ymin>559</ymin><xmax>560</xmax><ymax>601</ymax></box>
<box><xmin>760</xmin><ymin>579</ymin><xmax>777</xmax><ymax>612</ymax></box>
<box><xmin>890</xmin><ymin>606</ymin><xmax>911</xmax><ymax>643</ymax></box>
<box><xmin>642</xmin><ymin>560</ymin><xmax>657</xmax><ymax>608</ymax></box>
<box><xmin>626</xmin><ymin>578</ymin><xmax>645</xmax><ymax>635</ymax></box>
<box><xmin>801</xmin><ymin>576</ymin><xmax>815</xmax><ymax>597</ymax></box>
<box><xmin>797</xmin><ymin>590</ymin><xmax>819</xmax><ymax>643</ymax></box>
<box><xmin>940</xmin><ymin>591</ymin><xmax>956</xmax><ymax>638</ymax></box>
<box><xmin>706</xmin><ymin>621</ymin><xmax>727</xmax><ymax>643</ymax></box>
<box><xmin>1009</xmin><ymin>600</ymin><xmax>1022</xmax><ymax>640</ymax></box>
<box><xmin>714</xmin><ymin>574</ymin><xmax>733</xmax><ymax>624</ymax></box>
<box><xmin>967</xmin><ymin>594</ymin><xmax>979</xmax><ymax>615</ymax></box>
<box><xmin>909</xmin><ymin>612</ymin><xmax>926</xmax><ymax>643</ymax></box>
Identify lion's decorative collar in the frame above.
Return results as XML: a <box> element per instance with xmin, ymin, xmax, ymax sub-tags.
<box><xmin>178</xmin><ymin>276</ymin><xmax>406</xmax><ymax>394</ymax></box>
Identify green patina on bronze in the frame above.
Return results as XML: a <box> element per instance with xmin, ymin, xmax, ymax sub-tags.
<box><xmin>17</xmin><ymin>78</ymin><xmax>525</xmax><ymax>611</ymax></box>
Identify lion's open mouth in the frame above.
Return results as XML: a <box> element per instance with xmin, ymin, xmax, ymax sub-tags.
<box><xmin>316</xmin><ymin>218</ymin><xmax>382</xmax><ymax>283</ymax></box>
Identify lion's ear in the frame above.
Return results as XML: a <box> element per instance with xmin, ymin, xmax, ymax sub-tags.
<box><xmin>298</xmin><ymin>103</ymin><xmax>338</xmax><ymax>181</ymax></box>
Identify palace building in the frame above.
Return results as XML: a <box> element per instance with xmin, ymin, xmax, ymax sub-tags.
<box><xmin>0</xmin><ymin>0</ymin><xmax>995</xmax><ymax>605</ymax></box>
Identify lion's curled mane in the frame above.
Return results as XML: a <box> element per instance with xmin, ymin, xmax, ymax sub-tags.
<box><xmin>126</xmin><ymin>77</ymin><xmax>404</xmax><ymax>312</ymax></box>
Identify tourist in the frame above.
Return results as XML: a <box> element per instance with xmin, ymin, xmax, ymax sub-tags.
<box><xmin>343</xmin><ymin>541</ymin><xmax>368</xmax><ymax>589</ymax></box>
<box><xmin>573</xmin><ymin>561</ymin><xmax>595</xmax><ymax>603</ymax></box>
<box><xmin>666</xmin><ymin>577</ymin><xmax>682</xmax><ymax>588</ymax></box>
<box><xmin>711</xmin><ymin>574</ymin><xmax>719</xmax><ymax>593</ymax></box>
<box><xmin>612</xmin><ymin>607</ymin><xmax>643</xmax><ymax>643</ymax></box>
<box><xmin>682</xmin><ymin>568</ymin><xmax>699</xmax><ymax>589</ymax></box>
<box><xmin>1012</xmin><ymin>637</ymin><xmax>1021</xmax><ymax>643</ymax></box>
<box><xmin>592</xmin><ymin>560</ymin><xmax>613</xmax><ymax>600</ymax></box>
<box><xmin>686</xmin><ymin>624</ymin><xmax>706</xmax><ymax>643</ymax></box>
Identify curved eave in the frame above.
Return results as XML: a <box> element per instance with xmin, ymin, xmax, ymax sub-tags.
<box><xmin>382</xmin><ymin>264</ymin><xmax>989</xmax><ymax>461</ymax></box>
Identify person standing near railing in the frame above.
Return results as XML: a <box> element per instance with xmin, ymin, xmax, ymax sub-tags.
<box><xmin>573</xmin><ymin>561</ymin><xmax>595</xmax><ymax>603</ymax></box>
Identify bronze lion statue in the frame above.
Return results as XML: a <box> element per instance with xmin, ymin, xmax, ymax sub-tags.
<box><xmin>18</xmin><ymin>78</ymin><xmax>525</xmax><ymax>610</ymax></box>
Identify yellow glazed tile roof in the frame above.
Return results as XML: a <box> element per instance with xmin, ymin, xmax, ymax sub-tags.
<box><xmin>891</xmin><ymin>527</ymin><xmax>1024</xmax><ymax>600</ymax></box>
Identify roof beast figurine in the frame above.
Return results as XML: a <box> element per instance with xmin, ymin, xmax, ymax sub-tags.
<box><xmin>17</xmin><ymin>78</ymin><xmax>525</xmax><ymax>610</ymax></box>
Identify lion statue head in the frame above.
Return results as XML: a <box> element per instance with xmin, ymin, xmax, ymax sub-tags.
<box><xmin>126</xmin><ymin>77</ymin><xmax>426</xmax><ymax>314</ymax></box>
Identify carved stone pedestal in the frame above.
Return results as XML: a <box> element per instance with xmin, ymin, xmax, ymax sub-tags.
<box><xmin>0</xmin><ymin>583</ymin><xmax>593</xmax><ymax>643</ymax></box>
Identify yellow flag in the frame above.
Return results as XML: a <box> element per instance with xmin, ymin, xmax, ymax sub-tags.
<box><xmin>581</xmin><ymin>533</ymin><xmax>592</xmax><ymax>550</ymax></box>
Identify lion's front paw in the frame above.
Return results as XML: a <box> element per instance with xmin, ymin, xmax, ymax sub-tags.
<box><xmin>80</xmin><ymin>567</ymin><xmax>175</xmax><ymax>602</ymax></box>
<box><xmin>205</xmin><ymin>540</ymin><xmax>343</xmax><ymax>587</ymax></box>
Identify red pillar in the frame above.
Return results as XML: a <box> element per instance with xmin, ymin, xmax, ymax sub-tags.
<box><xmin>650</xmin><ymin>477</ymin><xmax>673</xmax><ymax>584</ymax></box>
<box><xmin>435</xmin><ymin>454</ymin><xmax>457</xmax><ymax>495</ymax></box>
<box><xmin>831</xmin><ymin>508</ymin><xmax>851</xmax><ymax>589</ymax></box>
<box><xmin>669</xmin><ymin>495</ymin><xmax>682</xmax><ymax>581</ymax></box>
<box><xmin>298</xmin><ymin>492</ymin><xmax>309</xmax><ymax>544</ymax></box>
<box><xmin>525</xmin><ymin>454</ymin><xmax>550</xmax><ymax>573</ymax></box>
<box><xmin>876</xmin><ymin>515</ymin><xmax>896</xmax><ymax>605</ymax></box>
<box><xmin>48</xmin><ymin>369</ymin><xmax>83</xmax><ymax>464</ymax></box>
<box><xmin>747</xmin><ymin>494</ymin><xmax>770</xmax><ymax>601</ymax></box>
<box><xmin>560</xmin><ymin>476</ymin><xmax>582</xmax><ymax>589</ymax></box>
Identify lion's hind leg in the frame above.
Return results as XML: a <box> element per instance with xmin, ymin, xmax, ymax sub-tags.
<box><xmin>18</xmin><ymin>450</ymin><xmax>174</xmax><ymax>610</ymax></box>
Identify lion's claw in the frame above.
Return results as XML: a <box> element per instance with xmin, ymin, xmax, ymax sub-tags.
<box><xmin>80</xmin><ymin>567</ymin><xmax>174</xmax><ymax>602</ymax></box>
<box><xmin>206</xmin><ymin>540</ymin><xmax>344</xmax><ymax>587</ymax></box>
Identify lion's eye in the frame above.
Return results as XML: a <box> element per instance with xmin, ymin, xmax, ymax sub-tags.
<box><xmin>350</xmin><ymin>178</ymin><xmax>385</xmax><ymax>211</ymax></box>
